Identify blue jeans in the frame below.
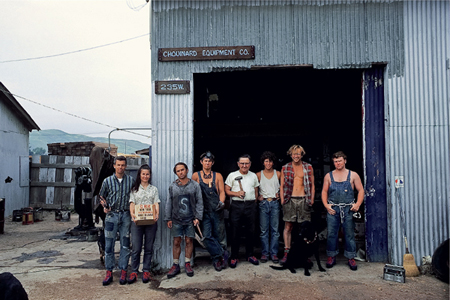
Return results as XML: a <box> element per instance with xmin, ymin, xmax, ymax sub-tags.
<box><xmin>130</xmin><ymin>221</ymin><xmax>157</xmax><ymax>273</ymax></box>
<box><xmin>326</xmin><ymin>205</ymin><xmax>356</xmax><ymax>259</ymax></box>
<box><xmin>259</xmin><ymin>200</ymin><xmax>280</xmax><ymax>257</ymax></box>
<box><xmin>202</xmin><ymin>209</ymin><xmax>226</xmax><ymax>262</ymax></box>
<box><xmin>104</xmin><ymin>211</ymin><xmax>131</xmax><ymax>271</ymax></box>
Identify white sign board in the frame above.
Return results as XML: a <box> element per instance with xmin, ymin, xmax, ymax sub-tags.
<box><xmin>395</xmin><ymin>176</ymin><xmax>404</xmax><ymax>188</ymax></box>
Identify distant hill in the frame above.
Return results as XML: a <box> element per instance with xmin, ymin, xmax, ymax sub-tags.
<box><xmin>30</xmin><ymin>129</ymin><xmax>150</xmax><ymax>155</ymax></box>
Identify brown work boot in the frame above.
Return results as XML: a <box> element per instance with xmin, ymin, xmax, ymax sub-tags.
<box><xmin>142</xmin><ymin>271</ymin><xmax>153</xmax><ymax>283</ymax></box>
<box><xmin>280</xmin><ymin>249</ymin><xmax>289</xmax><ymax>265</ymax></box>
<box><xmin>127</xmin><ymin>272</ymin><xmax>137</xmax><ymax>284</ymax></box>
<box><xmin>119</xmin><ymin>269</ymin><xmax>127</xmax><ymax>285</ymax></box>
<box><xmin>185</xmin><ymin>262</ymin><xmax>194</xmax><ymax>277</ymax></box>
<box><xmin>167</xmin><ymin>263</ymin><xmax>180</xmax><ymax>279</ymax></box>
<box><xmin>102</xmin><ymin>270</ymin><xmax>113</xmax><ymax>286</ymax></box>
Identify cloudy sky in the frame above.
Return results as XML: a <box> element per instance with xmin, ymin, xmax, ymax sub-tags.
<box><xmin>0</xmin><ymin>0</ymin><xmax>152</xmax><ymax>144</ymax></box>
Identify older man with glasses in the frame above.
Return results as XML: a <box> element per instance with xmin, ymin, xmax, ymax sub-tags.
<box><xmin>225</xmin><ymin>154</ymin><xmax>260</xmax><ymax>268</ymax></box>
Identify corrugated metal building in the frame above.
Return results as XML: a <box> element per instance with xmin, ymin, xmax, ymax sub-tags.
<box><xmin>150</xmin><ymin>0</ymin><xmax>449</xmax><ymax>269</ymax></box>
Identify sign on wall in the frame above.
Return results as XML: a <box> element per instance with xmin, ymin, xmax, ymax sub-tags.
<box><xmin>155</xmin><ymin>80</ymin><xmax>190</xmax><ymax>94</ymax></box>
<box><xmin>158</xmin><ymin>46</ymin><xmax>255</xmax><ymax>62</ymax></box>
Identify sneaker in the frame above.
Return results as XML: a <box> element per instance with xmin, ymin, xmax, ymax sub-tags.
<box><xmin>280</xmin><ymin>251</ymin><xmax>289</xmax><ymax>265</ymax></box>
<box><xmin>260</xmin><ymin>255</ymin><xmax>268</xmax><ymax>263</ymax></box>
<box><xmin>230</xmin><ymin>259</ymin><xmax>238</xmax><ymax>268</ymax></box>
<box><xmin>271</xmin><ymin>255</ymin><xmax>279</xmax><ymax>263</ymax></box>
<box><xmin>247</xmin><ymin>256</ymin><xmax>259</xmax><ymax>265</ymax></box>
<box><xmin>348</xmin><ymin>258</ymin><xmax>358</xmax><ymax>271</ymax></box>
<box><xmin>142</xmin><ymin>271</ymin><xmax>152</xmax><ymax>283</ymax></box>
<box><xmin>213</xmin><ymin>260</ymin><xmax>223</xmax><ymax>272</ymax></box>
<box><xmin>326</xmin><ymin>256</ymin><xmax>336</xmax><ymax>268</ymax></box>
<box><xmin>127</xmin><ymin>272</ymin><xmax>137</xmax><ymax>284</ymax></box>
<box><xmin>167</xmin><ymin>263</ymin><xmax>180</xmax><ymax>279</ymax></box>
<box><xmin>102</xmin><ymin>270</ymin><xmax>113</xmax><ymax>286</ymax></box>
<box><xmin>185</xmin><ymin>262</ymin><xmax>194</xmax><ymax>277</ymax></box>
<box><xmin>119</xmin><ymin>270</ymin><xmax>127</xmax><ymax>285</ymax></box>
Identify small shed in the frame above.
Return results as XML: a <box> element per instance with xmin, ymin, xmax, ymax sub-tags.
<box><xmin>0</xmin><ymin>82</ymin><xmax>40</xmax><ymax>217</ymax></box>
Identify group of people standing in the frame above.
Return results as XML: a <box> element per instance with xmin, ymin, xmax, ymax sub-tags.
<box><xmin>98</xmin><ymin>144</ymin><xmax>364</xmax><ymax>286</ymax></box>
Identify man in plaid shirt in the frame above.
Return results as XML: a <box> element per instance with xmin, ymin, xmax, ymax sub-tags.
<box><xmin>279</xmin><ymin>145</ymin><xmax>315</xmax><ymax>265</ymax></box>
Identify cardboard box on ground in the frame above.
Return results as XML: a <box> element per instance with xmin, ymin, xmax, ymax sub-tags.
<box><xmin>134</xmin><ymin>204</ymin><xmax>156</xmax><ymax>225</ymax></box>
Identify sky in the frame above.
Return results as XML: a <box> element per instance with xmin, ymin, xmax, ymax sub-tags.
<box><xmin>0</xmin><ymin>0</ymin><xmax>152</xmax><ymax>145</ymax></box>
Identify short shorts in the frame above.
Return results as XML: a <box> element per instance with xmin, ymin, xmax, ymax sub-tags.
<box><xmin>171</xmin><ymin>222</ymin><xmax>195</xmax><ymax>238</ymax></box>
<box><xmin>282</xmin><ymin>196</ymin><xmax>311</xmax><ymax>223</ymax></box>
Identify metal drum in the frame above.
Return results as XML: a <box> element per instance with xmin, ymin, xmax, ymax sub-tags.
<box><xmin>22</xmin><ymin>210</ymin><xmax>34</xmax><ymax>225</ymax></box>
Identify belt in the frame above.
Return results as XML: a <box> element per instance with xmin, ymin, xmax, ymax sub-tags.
<box><xmin>264</xmin><ymin>198</ymin><xmax>278</xmax><ymax>202</ymax></box>
<box><xmin>232</xmin><ymin>199</ymin><xmax>256</xmax><ymax>202</ymax></box>
<box><xmin>112</xmin><ymin>209</ymin><xmax>129</xmax><ymax>213</ymax></box>
<box><xmin>291</xmin><ymin>196</ymin><xmax>306</xmax><ymax>200</ymax></box>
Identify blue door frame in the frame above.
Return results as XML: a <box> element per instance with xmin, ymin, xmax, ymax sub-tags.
<box><xmin>363</xmin><ymin>66</ymin><xmax>389</xmax><ymax>262</ymax></box>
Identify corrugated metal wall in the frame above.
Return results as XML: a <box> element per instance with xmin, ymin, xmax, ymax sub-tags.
<box><xmin>151</xmin><ymin>0</ymin><xmax>404</xmax><ymax>80</ymax></box>
<box><xmin>386</xmin><ymin>0</ymin><xmax>450</xmax><ymax>265</ymax></box>
<box><xmin>151</xmin><ymin>86</ymin><xmax>194</xmax><ymax>268</ymax></box>
<box><xmin>150</xmin><ymin>0</ymin><xmax>449</xmax><ymax>269</ymax></box>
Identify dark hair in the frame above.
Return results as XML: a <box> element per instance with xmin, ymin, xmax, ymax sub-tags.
<box><xmin>114</xmin><ymin>156</ymin><xmax>127</xmax><ymax>165</ymax></box>
<box><xmin>332</xmin><ymin>151</ymin><xmax>347</xmax><ymax>160</ymax></box>
<box><xmin>260</xmin><ymin>151</ymin><xmax>277</xmax><ymax>167</ymax></box>
<box><xmin>132</xmin><ymin>164</ymin><xmax>151</xmax><ymax>192</ymax></box>
<box><xmin>238</xmin><ymin>154</ymin><xmax>251</xmax><ymax>162</ymax></box>
<box><xmin>200</xmin><ymin>151</ymin><xmax>215</xmax><ymax>162</ymax></box>
<box><xmin>173</xmin><ymin>162</ymin><xmax>188</xmax><ymax>174</ymax></box>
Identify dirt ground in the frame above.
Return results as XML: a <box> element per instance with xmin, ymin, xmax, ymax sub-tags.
<box><xmin>0</xmin><ymin>211</ymin><xmax>448</xmax><ymax>300</ymax></box>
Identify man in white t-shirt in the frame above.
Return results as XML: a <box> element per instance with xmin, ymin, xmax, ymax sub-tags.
<box><xmin>225</xmin><ymin>154</ymin><xmax>260</xmax><ymax>268</ymax></box>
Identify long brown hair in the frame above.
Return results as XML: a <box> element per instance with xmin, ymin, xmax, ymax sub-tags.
<box><xmin>132</xmin><ymin>164</ymin><xmax>151</xmax><ymax>192</ymax></box>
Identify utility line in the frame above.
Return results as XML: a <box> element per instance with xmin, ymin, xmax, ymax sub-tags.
<box><xmin>0</xmin><ymin>88</ymin><xmax>151</xmax><ymax>139</ymax></box>
<box><xmin>0</xmin><ymin>33</ymin><xmax>150</xmax><ymax>63</ymax></box>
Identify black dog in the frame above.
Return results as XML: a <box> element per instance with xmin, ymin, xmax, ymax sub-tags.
<box><xmin>270</xmin><ymin>221</ymin><xmax>326</xmax><ymax>276</ymax></box>
<box><xmin>0</xmin><ymin>272</ymin><xmax>28</xmax><ymax>300</ymax></box>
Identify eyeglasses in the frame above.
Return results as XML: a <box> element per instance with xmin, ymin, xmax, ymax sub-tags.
<box><xmin>239</xmin><ymin>162</ymin><xmax>250</xmax><ymax>165</ymax></box>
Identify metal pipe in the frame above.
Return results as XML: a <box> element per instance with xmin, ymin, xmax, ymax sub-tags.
<box><xmin>108</xmin><ymin>128</ymin><xmax>152</xmax><ymax>153</ymax></box>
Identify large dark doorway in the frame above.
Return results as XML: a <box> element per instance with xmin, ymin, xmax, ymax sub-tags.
<box><xmin>193</xmin><ymin>67</ymin><xmax>364</xmax><ymax>186</ymax></box>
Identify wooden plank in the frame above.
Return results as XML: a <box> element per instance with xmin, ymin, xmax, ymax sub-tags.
<box><xmin>30</xmin><ymin>187</ymin><xmax>46</xmax><ymax>207</ymax></box>
<box><xmin>39</xmin><ymin>167</ymin><xmax>48</xmax><ymax>182</ymax></box>
<box><xmin>30</xmin><ymin>182</ymin><xmax>75</xmax><ymax>187</ymax></box>
<box><xmin>46</xmin><ymin>187</ymin><xmax>55</xmax><ymax>205</ymax></box>
<box><xmin>48</xmin><ymin>168</ymin><xmax>56</xmax><ymax>182</ymax></box>
<box><xmin>31</xmin><ymin>163</ymin><xmax>90</xmax><ymax>169</ymax></box>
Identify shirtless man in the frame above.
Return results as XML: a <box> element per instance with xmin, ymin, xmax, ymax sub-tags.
<box><xmin>279</xmin><ymin>145</ymin><xmax>315</xmax><ymax>265</ymax></box>
<box><xmin>322</xmin><ymin>151</ymin><xmax>364</xmax><ymax>271</ymax></box>
<box><xmin>192</xmin><ymin>151</ymin><xmax>228</xmax><ymax>271</ymax></box>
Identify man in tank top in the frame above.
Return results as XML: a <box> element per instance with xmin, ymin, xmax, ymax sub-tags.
<box><xmin>280</xmin><ymin>145</ymin><xmax>315</xmax><ymax>265</ymax></box>
<box><xmin>256</xmin><ymin>151</ymin><xmax>281</xmax><ymax>263</ymax></box>
<box><xmin>192</xmin><ymin>151</ymin><xmax>228</xmax><ymax>272</ymax></box>
<box><xmin>322</xmin><ymin>151</ymin><xmax>364</xmax><ymax>271</ymax></box>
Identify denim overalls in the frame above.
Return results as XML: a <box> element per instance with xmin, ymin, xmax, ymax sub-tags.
<box><xmin>198</xmin><ymin>172</ymin><xmax>227</xmax><ymax>262</ymax></box>
<box><xmin>326</xmin><ymin>170</ymin><xmax>356</xmax><ymax>259</ymax></box>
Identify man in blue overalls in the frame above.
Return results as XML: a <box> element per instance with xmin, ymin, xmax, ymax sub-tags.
<box><xmin>192</xmin><ymin>152</ymin><xmax>228</xmax><ymax>271</ymax></box>
<box><xmin>322</xmin><ymin>151</ymin><xmax>364</xmax><ymax>271</ymax></box>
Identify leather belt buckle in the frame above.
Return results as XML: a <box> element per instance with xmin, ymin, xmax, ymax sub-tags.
<box><xmin>265</xmin><ymin>198</ymin><xmax>274</xmax><ymax>202</ymax></box>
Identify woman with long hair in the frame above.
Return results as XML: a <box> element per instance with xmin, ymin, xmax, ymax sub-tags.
<box><xmin>128</xmin><ymin>164</ymin><xmax>160</xmax><ymax>284</ymax></box>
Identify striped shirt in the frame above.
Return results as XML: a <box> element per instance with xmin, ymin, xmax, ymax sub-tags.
<box><xmin>99</xmin><ymin>174</ymin><xmax>135</xmax><ymax>211</ymax></box>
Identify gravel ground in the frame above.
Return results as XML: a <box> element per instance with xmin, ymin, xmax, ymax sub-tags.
<box><xmin>0</xmin><ymin>211</ymin><xmax>448</xmax><ymax>300</ymax></box>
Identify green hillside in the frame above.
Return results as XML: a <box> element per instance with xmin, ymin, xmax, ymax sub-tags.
<box><xmin>30</xmin><ymin>129</ymin><xmax>150</xmax><ymax>155</ymax></box>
